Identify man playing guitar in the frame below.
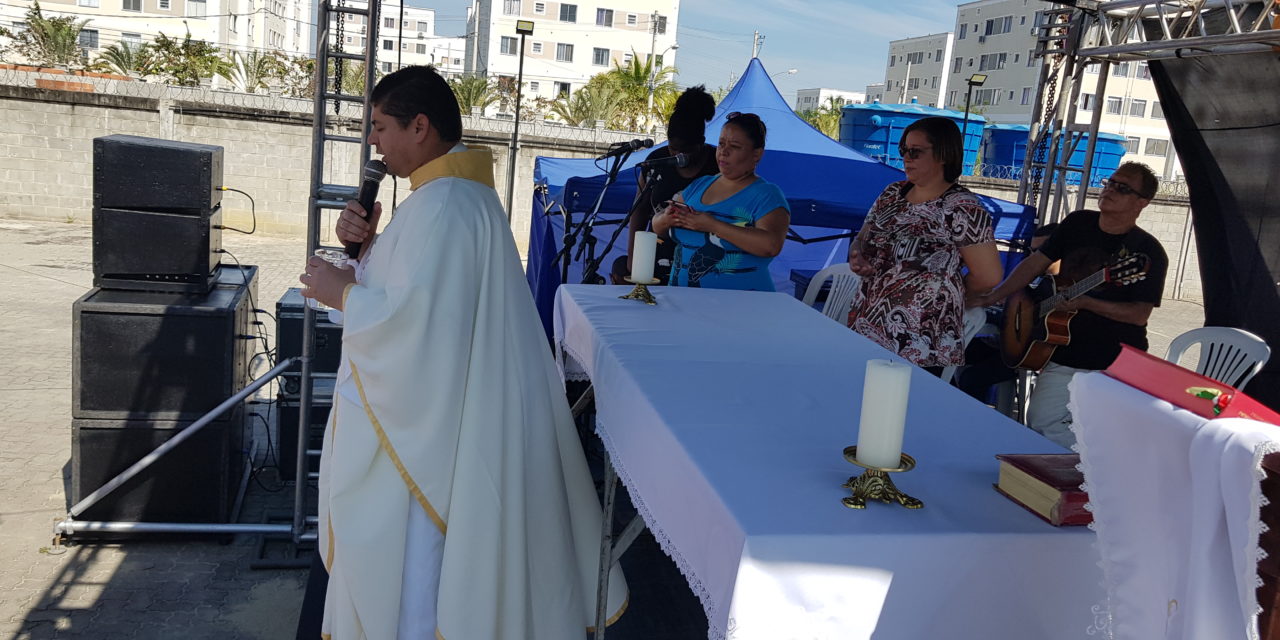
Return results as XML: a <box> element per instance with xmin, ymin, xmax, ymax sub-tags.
<box><xmin>968</xmin><ymin>162</ymin><xmax>1170</xmax><ymax>448</ymax></box>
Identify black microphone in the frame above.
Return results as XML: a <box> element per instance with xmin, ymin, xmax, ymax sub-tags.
<box><xmin>596</xmin><ymin>138</ymin><xmax>653</xmax><ymax>160</ymax></box>
<box><xmin>346</xmin><ymin>159</ymin><xmax>388</xmax><ymax>259</ymax></box>
<box><xmin>638</xmin><ymin>153</ymin><xmax>689</xmax><ymax>170</ymax></box>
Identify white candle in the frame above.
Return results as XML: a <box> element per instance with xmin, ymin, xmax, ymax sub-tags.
<box><xmin>855</xmin><ymin>359</ymin><xmax>912</xmax><ymax>469</ymax></box>
<box><xmin>630</xmin><ymin>231</ymin><xmax>657</xmax><ymax>282</ymax></box>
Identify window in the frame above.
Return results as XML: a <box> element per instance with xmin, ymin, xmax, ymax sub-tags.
<box><xmin>529</xmin><ymin>81</ymin><xmax>540</xmax><ymax>92</ymax></box>
<box><xmin>655</xmin><ymin>15</ymin><xmax>667</xmax><ymax>34</ymax></box>
<box><xmin>559</xmin><ymin>3</ymin><xmax>577</xmax><ymax>22</ymax></box>
<box><xmin>654</xmin><ymin>53</ymin><xmax>664</xmax><ymax>67</ymax></box>
<box><xmin>1020</xmin><ymin>15</ymin><xmax>1026</xmax><ymax>25</ymax></box>
<box><xmin>417</xmin><ymin>21</ymin><xmax>429</xmax><ymax>31</ymax></box>
<box><xmin>596</xmin><ymin>8</ymin><xmax>613</xmax><ymax>26</ymax></box>
<box><xmin>158</xmin><ymin>0</ymin><xmax>169</xmax><ymax>8</ymax></box>
<box><xmin>401</xmin><ymin>42</ymin><xmax>408</xmax><ymax>50</ymax></box>
<box><xmin>186</xmin><ymin>0</ymin><xmax>205</xmax><ymax>17</ymax></box>
<box><xmin>1145</xmin><ymin>138</ymin><xmax>1169</xmax><ymax>157</ymax></box>
<box><xmin>1008</xmin><ymin>90</ymin><xmax>1014</xmax><ymax>101</ymax></box>
<box><xmin>1129</xmin><ymin>99</ymin><xmax>1147</xmax><ymax>117</ymax></box>
<box><xmin>500</xmin><ymin>36</ymin><xmax>517</xmax><ymax>55</ymax></box>
<box><xmin>416</xmin><ymin>43</ymin><xmax>426</xmax><ymax>54</ymax></box>
<box><xmin>973</xmin><ymin>87</ymin><xmax>1001</xmax><ymax>106</ymax></box>
<box><xmin>556</xmin><ymin>42</ymin><xmax>573</xmax><ymax>62</ymax></box>
<box><xmin>935</xmin><ymin>48</ymin><xmax>942</xmax><ymax>61</ymax></box>
<box><xmin>1085</xmin><ymin>62</ymin><xmax>1099</xmax><ymax>74</ymax></box>
<box><xmin>1152</xmin><ymin>101</ymin><xmax>1164</xmax><ymax>119</ymax></box>
<box><xmin>984</xmin><ymin>16</ymin><xmax>1012</xmax><ymax>35</ymax></box>
<box><xmin>382</xmin><ymin>61</ymin><xmax>392</xmax><ymax>72</ymax></box>
<box><xmin>122</xmin><ymin>32</ymin><xmax>141</xmax><ymax>46</ymax></box>
<box><xmin>952</xmin><ymin>57</ymin><xmax>962</xmax><ymax>73</ymax></box>
<box><xmin>1027</xmin><ymin>49</ymin><xmax>1036</xmax><ymax>67</ymax></box>
<box><xmin>888</xmin><ymin>55</ymin><xmax>895</xmax><ymax>68</ymax></box>
<box><xmin>383</xmin><ymin>39</ymin><xmax>394</xmax><ymax>51</ymax></box>
<box><xmin>77</xmin><ymin>0</ymin><xmax>99</xmax><ymax>7</ymax></box>
<box><xmin>1123</xmin><ymin>136</ymin><xmax>1140</xmax><ymax>154</ymax></box>
<box><xmin>531</xmin><ymin>42</ymin><xmax>542</xmax><ymax>54</ymax></box>
<box><xmin>949</xmin><ymin>90</ymin><xmax>957</xmax><ymax>105</ymax></box>
<box><xmin>978</xmin><ymin>52</ymin><xmax>1007</xmax><ymax>71</ymax></box>
<box><xmin>592</xmin><ymin>47</ymin><xmax>609</xmax><ymax>66</ymax></box>
<box><xmin>78</xmin><ymin>29</ymin><xmax>99</xmax><ymax>49</ymax></box>
<box><xmin>503</xmin><ymin>0</ymin><xmax>520</xmax><ymax>16</ymax></box>
<box><xmin>1112</xmin><ymin>61</ymin><xmax>1130</xmax><ymax>77</ymax></box>
<box><xmin>1137</xmin><ymin>62</ymin><xmax>1151</xmax><ymax>79</ymax></box>
<box><xmin>623</xmin><ymin>51</ymin><xmax>633</xmax><ymax>64</ymax></box>
<box><xmin>1106</xmin><ymin>97</ymin><xmax>1123</xmax><ymax>114</ymax></box>
<box><xmin>229</xmin><ymin>14</ymin><xmax>238</xmax><ymax>31</ymax></box>
<box><xmin>1021</xmin><ymin>87</ymin><xmax>1033</xmax><ymax>105</ymax></box>
<box><xmin>907</xmin><ymin>77</ymin><xmax>922</xmax><ymax>90</ymax></box>
<box><xmin>1079</xmin><ymin>94</ymin><xmax>1097</xmax><ymax>111</ymax></box>
<box><xmin>907</xmin><ymin>51</ymin><xmax>924</xmax><ymax>65</ymax></box>
<box><xmin>554</xmin><ymin>81</ymin><xmax>571</xmax><ymax>97</ymax></box>
<box><xmin>384</xmin><ymin>17</ymin><xmax>395</xmax><ymax>28</ymax></box>
<box><xmin>932</xmin><ymin>76</ymin><xmax>938</xmax><ymax>88</ymax></box>
<box><xmin>534</xmin><ymin>2</ymin><xmax>545</xmax><ymax>14</ymax></box>
<box><xmin>959</xmin><ymin>23</ymin><xmax>967</xmax><ymax>39</ymax></box>
<box><xmin>626</xmin><ymin>13</ymin><xmax>636</xmax><ymax>25</ymax></box>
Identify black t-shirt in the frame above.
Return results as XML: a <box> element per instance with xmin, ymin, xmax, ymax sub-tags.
<box><xmin>1037</xmin><ymin>209</ymin><xmax>1169</xmax><ymax>370</ymax></box>
<box><xmin>633</xmin><ymin>144</ymin><xmax>719</xmax><ymax>218</ymax></box>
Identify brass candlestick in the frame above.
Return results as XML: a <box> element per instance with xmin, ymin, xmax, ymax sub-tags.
<box><xmin>619</xmin><ymin>277</ymin><xmax>660</xmax><ymax>305</ymax></box>
<box><xmin>841</xmin><ymin>446</ymin><xmax>923</xmax><ymax>509</ymax></box>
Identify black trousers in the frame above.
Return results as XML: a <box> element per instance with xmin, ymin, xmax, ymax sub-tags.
<box><xmin>296</xmin><ymin>551</ymin><xmax>329</xmax><ymax>639</ymax></box>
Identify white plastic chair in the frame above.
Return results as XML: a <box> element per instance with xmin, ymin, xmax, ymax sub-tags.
<box><xmin>800</xmin><ymin>263</ymin><xmax>861</xmax><ymax>323</ymax></box>
<box><xmin>1165</xmin><ymin>326</ymin><xmax>1271</xmax><ymax>389</ymax></box>
<box><xmin>941</xmin><ymin>306</ymin><xmax>992</xmax><ymax>384</ymax></box>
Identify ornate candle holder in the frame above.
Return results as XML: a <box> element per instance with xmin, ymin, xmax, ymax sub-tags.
<box><xmin>841</xmin><ymin>446</ymin><xmax>923</xmax><ymax>509</ymax></box>
<box><xmin>619</xmin><ymin>277</ymin><xmax>660</xmax><ymax>305</ymax></box>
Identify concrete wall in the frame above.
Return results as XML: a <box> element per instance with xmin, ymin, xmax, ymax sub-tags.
<box><xmin>0</xmin><ymin>68</ymin><xmax>646</xmax><ymax>255</ymax></box>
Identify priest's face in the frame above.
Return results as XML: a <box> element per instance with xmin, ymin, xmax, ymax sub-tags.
<box><xmin>369</xmin><ymin>105</ymin><xmax>428</xmax><ymax>178</ymax></box>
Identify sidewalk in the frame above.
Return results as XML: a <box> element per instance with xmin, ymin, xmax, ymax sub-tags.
<box><xmin>0</xmin><ymin>217</ymin><xmax>1204</xmax><ymax>638</ymax></box>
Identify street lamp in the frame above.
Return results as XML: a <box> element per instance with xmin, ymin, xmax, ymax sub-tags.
<box><xmin>504</xmin><ymin>19</ymin><xmax>534</xmax><ymax>219</ymax></box>
<box><xmin>961</xmin><ymin>73</ymin><xmax>988</xmax><ymax>148</ymax></box>
<box><xmin>770</xmin><ymin>68</ymin><xmax>798</xmax><ymax>79</ymax></box>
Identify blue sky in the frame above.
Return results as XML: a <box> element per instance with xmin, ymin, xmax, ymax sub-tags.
<box><xmin>418</xmin><ymin>0</ymin><xmax>959</xmax><ymax>104</ymax></box>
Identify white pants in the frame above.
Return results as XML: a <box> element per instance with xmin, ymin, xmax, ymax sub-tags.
<box><xmin>1027</xmin><ymin>362</ymin><xmax>1090</xmax><ymax>449</ymax></box>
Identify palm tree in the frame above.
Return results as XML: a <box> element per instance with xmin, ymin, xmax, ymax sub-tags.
<box><xmin>449</xmin><ymin>75</ymin><xmax>499</xmax><ymax>114</ymax></box>
<box><xmin>0</xmin><ymin>1</ymin><xmax>91</xmax><ymax>69</ymax></box>
<box><xmin>607</xmin><ymin>52</ymin><xmax>678</xmax><ymax>130</ymax></box>
<box><xmin>798</xmin><ymin>96</ymin><xmax>845</xmax><ymax>140</ymax></box>
<box><xmin>549</xmin><ymin>82</ymin><xmax>623</xmax><ymax>127</ymax></box>
<box><xmin>230</xmin><ymin>50</ymin><xmax>284</xmax><ymax>93</ymax></box>
<box><xmin>92</xmin><ymin>41</ymin><xmax>153</xmax><ymax>77</ymax></box>
<box><xmin>148</xmin><ymin>31</ymin><xmax>232</xmax><ymax>86</ymax></box>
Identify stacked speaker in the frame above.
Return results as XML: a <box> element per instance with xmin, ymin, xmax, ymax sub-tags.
<box><xmin>274</xmin><ymin>288</ymin><xmax>343</xmax><ymax>479</ymax></box>
<box><xmin>72</xmin><ymin>135</ymin><xmax>257</xmax><ymax>524</ymax></box>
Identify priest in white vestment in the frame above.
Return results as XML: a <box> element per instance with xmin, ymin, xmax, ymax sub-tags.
<box><xmin>298</xmin><ymin>65</ymin><xmax>627</xmax><ymax>639</ymax></box>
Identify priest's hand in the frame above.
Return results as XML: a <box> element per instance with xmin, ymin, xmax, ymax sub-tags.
<box><xmin>336</xmin><ymin>199</ymin><xmax>383</xmax><ymax>261</ymax></box>
<box><xmin>299</xmin><ymin>256</ymin><xmax>357</xmax><ymax>310</ymax></box>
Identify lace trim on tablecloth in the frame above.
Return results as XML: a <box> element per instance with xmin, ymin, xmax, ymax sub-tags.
<box><xmin>1068</xmin><ymin>393</ymin><xmax>1115</xmax><ymax>640</ymax></box>
<box><xmin>556</xmin><ymin>339</ymin><xmax>591</xmax><ymax>382</ymax></box>
<box><xmin>1245</xmin><ymin>440</ymin><xmax>1280</xmax><ymax>640</ymax></box>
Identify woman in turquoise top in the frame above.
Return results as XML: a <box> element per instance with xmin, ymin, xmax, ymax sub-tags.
<box><xmin>652</xmin><ymin>112</ymin><xmax>790</xmax><ymax>291</ymax></box>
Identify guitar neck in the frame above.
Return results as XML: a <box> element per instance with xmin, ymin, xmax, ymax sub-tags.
<box><xmin>1037</xmin><ymin>270</ymin><xmax>1106</xmax><ymax>317</ymax></box>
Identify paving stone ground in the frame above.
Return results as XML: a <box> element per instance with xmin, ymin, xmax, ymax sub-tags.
<box><xmin>0</xmin><ymin>217</ymin><xmax>1205</xmax><ymax>639</ymax></box>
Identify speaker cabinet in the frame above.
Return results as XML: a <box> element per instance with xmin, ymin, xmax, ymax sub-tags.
<box><xmin>92</xmin><ymin>206</ymin><xmax>222</xmax><ymax>293</ymax></box>
<box><xmin>71</xmin><ymin>409</ymin><xmax>244</xmax><ymax>524</ymax></box>
<box><xmin>93</xmin><ymin>135</ymin><xmax>223</xmax><ymax>215</ymax></box>
<box><xmin>276</xmin><ymin>379</ymin><xmax>333</xmax><ymax>479</ymax></box>
<box><xmin>72</xmin><ymin>266</ymin><xmax>257</xmax><ymax>421</ymax></box>
<box><xmin>276</xmin><ymin>287</ymin><xmax>344</xmax><ymax>377</ymax></box>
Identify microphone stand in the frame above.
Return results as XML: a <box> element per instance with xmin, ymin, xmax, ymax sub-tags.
<box><xmin>580</xmin><ymin>166</ymin><xmax>658</xmax><ymax>286</ymax></box>
<box><xmin>553</xmin><ymin>149</ymin><xmax>634</xmax><ymax>284</ymax></box>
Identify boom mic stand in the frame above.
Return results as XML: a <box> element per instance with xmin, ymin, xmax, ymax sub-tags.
<box><xmin>580</xmin><ymin>166</ymin><xmax>659</xmax><ymax>286</ymax></box>
<box><xmin>553</xmin><ymin>149</ymin><xmax>635</xmax><ymax>284</ymax></box>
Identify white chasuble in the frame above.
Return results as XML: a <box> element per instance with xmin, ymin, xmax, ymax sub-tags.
<box><xmin>317</xmin><ymin>145</ymin><xmax>628</xmax><ymax>639</ymax></box>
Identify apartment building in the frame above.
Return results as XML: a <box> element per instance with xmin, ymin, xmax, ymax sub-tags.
<box><xmin>794</xmin><ymin>87</ymin><xmax>865</xmax><ymax>112</ymax></box>
<box><xmin>944</xmin><ymin>0</ymin><xmax>1179</xmax><ymax>177</ymax></box>
<box><xmin>864</xmin><ymin>82</ymin><xmax>886</xmax><ymax>104</ymax></box>
<box><xmin>332</xmin><ymin>0</ymin><xmax>465</xmax><ymax>76</ymax></box>
<box><xmin>0</xmin><ymin>0</ymin><xmax>312</xmax><ymax>64</ymax></box>
<box><xmin>467</xmin><ymin>0</ymin><xmax>679</xmax><ymax>103</ymax></box>
<box><xmin>882</xmin><ymin>32</ymin><xmax>954</xmax><ymax>108</ymax></box>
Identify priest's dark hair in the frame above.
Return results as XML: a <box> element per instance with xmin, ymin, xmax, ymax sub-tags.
<box><xmin>901</xmin><ymin>116</ymin><xmax>964</xmax><ymax>183</ymax></box>
<box><xmin>667</xmin><ymin>85</ymin><xmax>716</xmax><ymax>146</ymax></box>
<box><xmin>371</xmin><ymin>65</ymin><xmax>463</xmax><ymax>143</ymax></box>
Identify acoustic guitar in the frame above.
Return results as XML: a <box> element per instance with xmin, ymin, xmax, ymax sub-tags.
<box><xmin>1000</xmin><ymin>253</ymin><xmax>1150</xmax><ymax>371</ymax></box>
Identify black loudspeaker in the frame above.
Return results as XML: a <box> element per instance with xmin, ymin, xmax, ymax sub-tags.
<box><xmin>276</xmin><ymin>288</ymin><xmax>344</xmax><ymax>380</ymax></box>
<box><xmin>92</xmin><ymin>206</ymin><xmax>222</xmax><ymax>293</ymax></box>
<box><xmin>276</xmin><ymin>379</ymin><xmax>333</xmax><ymax>479</ymax></box>
<box><xmin>72</xmin><ymin>265</ymin><xmax>258</xmax><ymax>421</ymax></box>
<box><xmin>71</xmin><ymin>409</ymin><xmax>244</xmax><ymax>523</ymax></box>
<box><xmin>93</xmin><ymin>135</ymin><xmax>223</xmax><ymax>214</ymax></box>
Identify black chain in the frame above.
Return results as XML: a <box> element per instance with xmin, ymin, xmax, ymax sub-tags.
<box><xmin>332</xmin><ymin>0</ymin><xmax>346</xmax><ymax>115</ymax></box>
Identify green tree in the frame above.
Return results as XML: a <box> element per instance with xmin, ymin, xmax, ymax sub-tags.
<box><xmin>229</xmin><ymin>50</ymin><xmax>285</xmax><ymax>93</ymax></box>
<box><xmin>147</xmin><ymin>31</ymin><xmax>232</xmax><ymax>86</ymax></box>
<box><xmin>275</xmin><ymin>55</ymin><xmax>316</xmax><ymax>98</ymax></box>
<box><xmin>798</xmin><ymin>96</ymin><xmax>846</xmax><ymax>140</ymax></box>
<box><xmin>449</xmin><ymin>74</ymin><xmax>499</xmax><ymax>114</ymax></box>
<box><xmin>605</xmin><ymin>51</ymin><xmax>678</xmax><ymax>131</ymax></box>
<box><xmin>550</xmin><ymin>81</ymin><xmax>623</xmax><ymax>127</ymax></box>
<box><xmin>89</xmin><ymin>41</ymin><xmax>154</xmax><ymax>77</ymax></box>
<box><xmin>0</xmin><ymin>1</ymin><xmax>91</xmax><ymax>69</ymax></box>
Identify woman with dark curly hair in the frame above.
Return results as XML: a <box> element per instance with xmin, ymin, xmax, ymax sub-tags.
<box><xmin>847</xmin><ymin>117</ymin><xmax>1002</xmax><ymax>374</ymax></box>
<box><xmin>613</xmin><ymin>85</ymin><xmax>720</xmax><ymax>284</ymax></box>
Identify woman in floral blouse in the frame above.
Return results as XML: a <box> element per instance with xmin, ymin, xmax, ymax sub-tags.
<box><xmin>847</xmin><ymin>117</ymin><xmax>1003</xmax><ymax>374</ymax></box>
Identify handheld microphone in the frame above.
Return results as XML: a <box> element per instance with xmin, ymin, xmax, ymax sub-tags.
<box><xmin>638</xmin><ymin>153</ymin><xmax>689</xmax><ymax>170</ymax></box>
<box><xmin>346</xmin><ymin>159</ymin><xmax>388</xmax><ymax>259</ymax></box>
<box><xmin>596</xmin><ymin>138</ymin><xmax>654</xmax><ymax>160</ymax></box>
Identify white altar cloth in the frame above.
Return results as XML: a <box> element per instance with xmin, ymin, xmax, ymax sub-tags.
<box><xmin>554</xmin><ymin>285</ymin><xmax>1104</xmax><ymax>640</ymax></box>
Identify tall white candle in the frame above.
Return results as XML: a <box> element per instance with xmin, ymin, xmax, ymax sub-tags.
<box><xmin>855</xmin><ymin>359</ymin><xmax>912</xmax><ymax>469</ymax></box>
<box><xmin>630</xmin><ymin>231</ymin><xmax>657</xmax><ymax>282</ymax></box>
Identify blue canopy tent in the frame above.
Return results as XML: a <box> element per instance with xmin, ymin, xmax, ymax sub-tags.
<box><xmin>527</xmin><ymin>58</ymin><xmax>1037</xmax><ymax>336</ymax></box>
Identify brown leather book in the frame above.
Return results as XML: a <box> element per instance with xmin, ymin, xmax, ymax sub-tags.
<box><xmin>994</xmin><ymin>453</ymin><xmax>1092</xmax><ymax>526</ymax></box>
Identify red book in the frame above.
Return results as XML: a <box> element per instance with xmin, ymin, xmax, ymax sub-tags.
<box><xmin>994</xmin><ymin>453</ymin><xmax>1092</xmax><ymax>526</ymax></box>
<box><xmin>1105</xmin><ymin>344</ymin><xmax>1280</xmax><ymax>425</ymax></box>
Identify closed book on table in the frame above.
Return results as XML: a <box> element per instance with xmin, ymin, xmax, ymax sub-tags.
<box><xmin>994</xmin><ymin>453</ymin><xmax>1092</xmax><ymax>526</ymax></box>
